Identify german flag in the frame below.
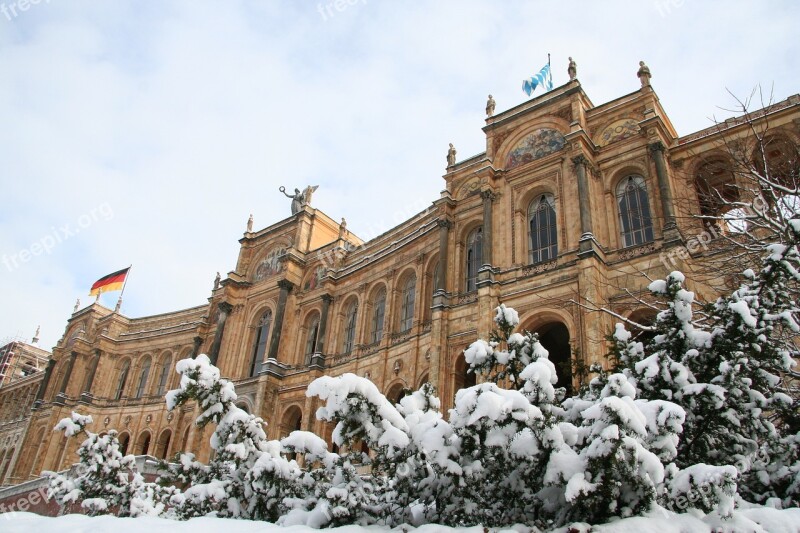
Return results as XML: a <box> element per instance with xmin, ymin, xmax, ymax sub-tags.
<box><xmin>89</xmin><ymin>267</ymin><xmax>129</xmax><ymax>297</ymax></box>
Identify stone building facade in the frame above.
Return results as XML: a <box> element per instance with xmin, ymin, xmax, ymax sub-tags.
<box><xmin>0</xmin><ymin>337</ymin><xmax>48</xmax><ymax>486</ymax></box>
<box><xmin>4</xmin><ymin>73</ymin><xmax>800</xmax><ymax>484</ymax></box>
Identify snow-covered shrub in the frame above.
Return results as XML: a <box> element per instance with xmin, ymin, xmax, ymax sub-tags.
<box><xmin>663</xmin><ymin>463</ymin><xmax>738</xmax><ymax>517</ymax></box>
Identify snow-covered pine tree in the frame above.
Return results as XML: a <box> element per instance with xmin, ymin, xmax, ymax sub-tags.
<box><xmin>44</xmin><ymin>412</ymin><xmax>170</xmax><ymax>516</ymax></box>
<box><xmin>164</xmin><ymin>354</ymin><xmax>299</xmax><ymax>520</ymax></box>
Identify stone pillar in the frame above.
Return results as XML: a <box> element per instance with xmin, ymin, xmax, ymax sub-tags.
<box><xmin>82</xmin><ymin>350</ymin><xmax>101</xmax><ymax>396</ymax></box>
<box><xmin>649</xmin><ymin>141</ymin><xmax>679</xmax><ymax>239</ymax></box>
<box><xmin>192</xmin><ymin>336</ymin><xmax>203</xmax><ymax>358</ymax></box>
<box><xmin>209</xmin><ymin>302</ymin><xmax>233</xmax><ymax>366</ymax></box>
<box><xmin>436</xmin><ymin>219</ymin><xmax>452</xmax><ymax>292</ymax></box>
<box><xmin>480</xmin><ymin>190</ymin><xmax>497</xmax><ymax>266</ymax></box>
<box><xmin>33</xmin><ymin>359</ymin><xmax>56</xmax><ymax>408</ymax></box>
<box><xmin>572</xmin><ymin>155</ymin><xmax>593</xmax><ymax>236</ymax></box>
<box><xmin>267</xmin><ymin>280</ymin><xmax>294</xmax><ymax>361</ymax></box>
<box><xmin>314</xmin><ymin>294</ymin><xmax>333</xmax><ymax>354</ymax></box>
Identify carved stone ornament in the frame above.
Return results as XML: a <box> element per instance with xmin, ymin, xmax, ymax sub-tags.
<box><xmin>167</xmin><ymin>412</ymin><xmax>175</xmax><ymax>422</ymax></box>
<box><xmin>124</xmin><ymin>415</ymin><xmax>132</xmax><ymax>427</ymax></box>
<box><xmin>103</xmin><ymin>416</ymin><xmax>111</xmax><ymax>427</ymax></box>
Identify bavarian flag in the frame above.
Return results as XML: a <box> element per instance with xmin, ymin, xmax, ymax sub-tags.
<box><xmin>89</xmin><ymin>267</ymin><xmax>129</xmax><ymax>297</ymax></box>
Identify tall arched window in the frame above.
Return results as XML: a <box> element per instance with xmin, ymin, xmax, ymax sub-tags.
<box><xmin>115</xmin><ymin>360</ymin><xmax>130</xmax><ymax>400</ymax></box>
<box><xmin>465</xmin><ymin>227</ymin><xmax>483</xmax><ymax>292</ymax></box>
<box><xmin>400</xmin><ymin>274</ymin><xmax>416</xmax><ymax>332</ymax></box>
<box><xmin>135</xmin><ymin>357</ymin><xmax>151</xmax><ymax>399</ymax></box>
<box><xmin>529</xmin><ymin>194</ymin><xmax>558</xmax><ymax>263</ymax></box>
<box><xmin>616</xmin><ymin>175</ymin><xmax>654</xmax><ymax>247</ymax></box>
<box><xmin>342</xmin><ymin>302</ymin><xmax>358</xmax><ymax>353</ymax></box>
<box><xmin>371</xmin><ymin>289</ymin><xmax>386</xmax><ymax>344</ymax></box>
<box><xmin>305</xmin><ymin>314</ymin><xmax>320</xmax><ymax>356</ymax></box>
<box><xmin>250</xmin><ymin>310</ymin><xmax>272</xmax><ymax>376</ymax></box>
<box><xmin>155</xmin><ymin>355</ymin><xmax>172</xmax><ymax>396</ymax></box>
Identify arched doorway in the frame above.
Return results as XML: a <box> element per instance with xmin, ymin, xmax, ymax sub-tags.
<box><xmin>280</xmin><ymin>406</ymin><xmax>303</xmax><ymax>439</ymax></box>
<box><xmin>386</xmin><ymin>382</ymin><xmax>407</xmax><ymax>405</ymax></box>
<box><xmin>118</xmin><ymin>432</ymin><xmax>130</xmax><ymax>456</ymax></box>
<box><xmin>156</xmin><ymin>429</ymin><xmax>172</xmax><ymax>460</ymax></box>
<box><xmin>135</xmin><ymin>431</ymin><xmax>151</xmax><ymax>456</ymax></box>
<box><xmin>453</xmin><ymin>352</ymin><xmax>477</xmax><ymax>401</ymax></box>
<box><xmin>535</xmin><ymin>322</ymin><xmax>572</xmax><ymax>395</ymax></box>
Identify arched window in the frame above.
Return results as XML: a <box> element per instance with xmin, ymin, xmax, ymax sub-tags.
<box><xmin>250</xmin><ymin>310</ymin><xmax>273</xmax><ymax>376</ymax></box>
<box><xmin>529</xmin><ymin>194</ymin><xmax>558</xmax><ymax>263</ymax></box>
<box><xmin>370</xmin><ymin>289</ymin><xmax>386</xmax><ymax>344</ymax></box>
<box><xmin>135</xmin><ymin>357</ymin><xmax>151</xmax><ymax>399</ymax></box>
<box><xmin>616</xmin><ymin>175</ymin><xmax>654</xmax><ymax>247</ymax></box>
<box><xmin>342</xmin><ymin>302</ymin><xmax>358</xmax><ymax>353</ymax></box>
<box><xmin>155</xmin><ymin>355</ymin><xmax>172</xmax><ymax>396</ymax></box>
<box><xmin>465</xmin><ymin>227</ymin><xmax>483</xmax><ymax>292</ymax></box>
<box><xmin>305</xmin><ymin>314</ymin><xmax>320</xmax><ymax>356</ymax></box>
<box><xmin>400</xmin><ymin>274</ymin><xmax>416</xmax><ymax>332</ymax></box>
<box><xmin>115</xmin><ymin>360</ymin><xmax>130</xmax><ymax>400</ymax></box>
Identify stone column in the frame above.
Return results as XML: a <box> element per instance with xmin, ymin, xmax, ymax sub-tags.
<box><xmin>267</xmin><ymin>280</ymin><xmax>294</xmax><ymax>361</ymax></box>
<box><xmin>192</xmin><ymin>336</ymin><xmax>203</xmax><ymax>358</ymax></box>
<box><xmin>314</xmin><ymin>294</ymin><xmax>333</xmax><ymax>354</ymax></box>
<box><xmin>572</xmin><ymin>155</ymin><xmax>593</xmax><ymax>237</ymax></box>
<box><xmin>209</xmin><ymin>302</ymin><xmax>233</xmax><ymax>366</ymax></box>
<box><xmin>480</xmin><ymin>190</ymin><xmax>497</xmax><ymax>266</ymax></box>
<box><xmin>649</xmin><ymin>141</ymin><xmax>678</xmax><ymax>236</ymax></box>
<box><xmin>56</xmin><ymin>351</ymin><xmax>78</xmax><ymax>401</ymax></box>
<box><xmin>82</xmin><ymin>350</ymin><xmax>101</xmax><ymax>396</ymax></box>
<box><xmin>33</xmin><ymin>359</ymin><xmax>56</xmax><ymax>408</ymax></box>
<box><xmin>436</xmin><ymin>219</ymin><xmax>452</xmax><ymax>292</ymax></box>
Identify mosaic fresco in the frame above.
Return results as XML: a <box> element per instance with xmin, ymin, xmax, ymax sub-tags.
<box><xmin>303</xmin><ymin>265</ymin><xmax>327</xmax><ymax>290</ymax></box>
<box><xmin>596</xmin><ymin>118</ymin><xmax>641</xmax><ymax>147</ymax></box>
<box><xmin>254</xmin><ymin>247</ymin><xmax>286</xmax><ymax>281</ymax></box>
<box><xmin>505</xmin><ymin>128</ymin><xmax>566</xmax><ymax>169</ymax></box>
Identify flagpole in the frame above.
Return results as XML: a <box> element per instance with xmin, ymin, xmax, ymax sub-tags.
<box><xmin>115</xmin><ymin>265</ymin><xmax>132</xmax><ymax>312</ymax></box>
<box><xmin>119</xmin><ymin>264</ymin><xmax>132</xmax><ymax>300</ymax></box>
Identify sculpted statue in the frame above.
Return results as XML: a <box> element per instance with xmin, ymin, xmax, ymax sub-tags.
<box><xmin>339</xmin><ymin>217</ymin><xmax>347</xmax><ymax>239</ymax></box>
<box><xmin>486</xmin><ymin>94</ymin><xmax>496</xmax><ymax>117</ymax></box>
<box><xmin>247</xmin><ymin>214</ymin><xmax>253</xmax><ymax>232</ymax></box>
<box><xmin>637</xmin><ymin>60</ymin><xmax>652</xmax><ymax>88</ymax></box>
<box><xmin>214</xmin><ymin>272</ymin><xmax>221</xmax><ymax>290</ymax></box>
<box><xmin>447</xmin><ymin>143</ymin><xmax>457</xmax><ymax>167</ymax></box>
<box><xmin>73</xmin><ymin>298</ymin><xmax>80</xmax><ymax>313</ymax></box>
<box><xmin>568</xmin><ymin>57</ymin><xmax>577</xmax><ymax>80</ymax></box>
<box><xmin>280</xmin><ymin>185</ymin><xmax>318</xmax><ymax>214</ymax></box>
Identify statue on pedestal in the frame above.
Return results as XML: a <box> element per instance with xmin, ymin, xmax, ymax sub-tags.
<box><xmin>486</xmin><ymin>95</ymin><xmax>496</xmax><ymax>117</ymax></box>
<box><xmin>246</xmin><ymin>214</ymin><xmax>253</xmax><ymax>232</ymax></box>
<box><xmin>447</xmin><ymin>143</ymin><xmax>457</xmax><ymax>167</ymax></box>
<box><xmin>568</xmin><ymin>57</ymin><xmax>577</xmax><ymax>80</ymax></box>
<box><xmin>280</xmin><ymin>185</ymin><xmax>319</xmax><ymax>214</ymax></box>
<box><xmin>637</xmin><ymin>60</ymin><xmax>652</xmax><ymax>88</ymax></box>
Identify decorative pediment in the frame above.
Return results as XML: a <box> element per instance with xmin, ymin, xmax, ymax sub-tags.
<box><xmin>506</xmin><ymin>129</ymin><xmax>566</xmax><ymax>169</ymax></box>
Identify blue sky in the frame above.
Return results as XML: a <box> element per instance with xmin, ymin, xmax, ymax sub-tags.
<box><xmin>1</xmin><ymin>0</ymin><xmax>799</xmax><ymax>349</ymax></box>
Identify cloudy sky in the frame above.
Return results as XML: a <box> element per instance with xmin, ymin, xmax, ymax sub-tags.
<box><xmin>1</xmin><ymin>0</ymin><xmax>799</xmax><ymax>349</ymax></box>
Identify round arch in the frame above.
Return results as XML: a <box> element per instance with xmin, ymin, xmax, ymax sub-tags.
<box><xmin>135</xmin><ymin>431</ymin><xmax>152</xmax><ymax>456</ymax></box>
<box><xmin>385</xmin><ymin>381</ymin><xmax>407</xmax><ymax>405</ymax></box>
<box><xmin>496</xmin><ymin>119</ymin><xmax>570</xmax><ymax>170</ymax></box>
<box><xmin>280</xmin><ymin>405</ymin><xmax>303</xmax><ymax>438</ymax></box>
<box><xmin>118</xmin><ymin>432</ymin><xmax>131</xmax><ymax>456</ymax></box>
<box><xmin>155</xmin><ymin>429</ymin><xmax>172</xmax><ymax>460</ymax></box>
<box><xmin>417</xmin><ymin>372</ymin><xmax>430</xmax><ymax>390</ymax></box>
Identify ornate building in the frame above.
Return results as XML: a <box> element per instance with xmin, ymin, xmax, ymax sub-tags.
<box><xmin>0</xmin><ymin>336</ymin><xmax>48</xmax><ymax>486</ymax></box>
<box><xmin>3</xmin><ymin>68</ymin><xmax>800</xmax><ymax>485</ymax></box>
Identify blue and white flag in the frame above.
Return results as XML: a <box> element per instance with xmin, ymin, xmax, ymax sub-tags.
<box><xmin>522</xmin><ymin>63</ymin><xmax>552</xmax><ymax>97</ymax></box>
